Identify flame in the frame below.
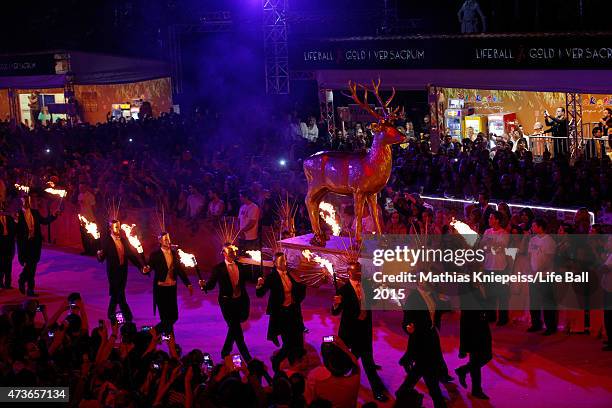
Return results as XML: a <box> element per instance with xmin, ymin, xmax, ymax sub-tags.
<box><xmin>450</xmin><ymin>218</ymin><xmax>478</xmax><ymax>247</ymax></box>
<box><xmin>78</xmin><ymin>214</ymin><xmax>100</xmax><ymax>239</ymax></box>
<box><xmin>246</xmin><ymin>250</ymin><xmax>261</xmax><ymax>262</ymax></box>
<box><xmin>15</xmin><ymin>184</ymin><xmax>30</xmax><ymax>194</ymax></box>
<box><xmin>177</xmin><ymin>249</ymin><xmax>197</xmax><ymax>268</ymax></box>
<box><xmin>120</xmin><ymin>224</ymin><xmax>144</xmax><ymax>254</ymax></box>
<box><xmin>319</xmin><ymin>202</ymin><xmax>341</xmax><ymax>236</ymax></box>
<box><xmin>301</xmin><ymin>249</ymin><xmax>334</xmax><ymax>278</ymax></box>
<box><xmin>44</xmin><ymin>187</ymin><xmax>67</xmax><ymax>198</ymax></box>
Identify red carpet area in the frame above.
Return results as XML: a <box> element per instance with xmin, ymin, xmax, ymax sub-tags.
<box><xmin>2</xmin><ymin>246</ymin><xmax>612</xmax><ymax>408</ymax></box>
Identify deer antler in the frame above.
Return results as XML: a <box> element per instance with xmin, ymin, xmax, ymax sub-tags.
<box><xmin>344</xmin><ymin>80</ymin><xmax>383</xmax><ymax>122</ymax></box>
<box><xmin>365</xmin><ymin>77</ymin><xmax>397</xmax><ymax>120</ymax></box>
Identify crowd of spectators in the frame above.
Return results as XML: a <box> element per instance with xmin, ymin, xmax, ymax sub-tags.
<box><xmin>0</xmin><ymin>294</ymin><xmax>378</xmax><ymax>408</ymax></box>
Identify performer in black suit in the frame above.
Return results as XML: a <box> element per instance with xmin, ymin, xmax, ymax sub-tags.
<box><xmin>456</xmin><ymin>282</ymin><xmax>492</xmax><ymax>400</ymax></box>
<box><xmin>16</xmin><ymin>196</ymin><xmax>58</xmax><ymax>296</ymax></box>
<box><xmin>97</xmin><ymin>220</ymin><xmax>145</xmax><ymax>323</ymax></box>
<box><xmin>143</xmin><ymin>232</ymin><xmax>192</xmax><ymax>334</ymax></box>
<box><xmin>332</xmin><ymin>262</ymin><xmax>388</xmax><ymax>402</ymax></box>
<box><xmin>202</xmin><ymin>243</ymin><xmax>252</xmax><ymax>361</ymax></box>
<box><xmin>256</xmin><ymin>252</ymin><xmax>306</xmax><ymax>371</ymax></box>
<box><xmin>398</xmin><ymin>282</ymin><xmax>448</xmax><ymax>408</ymax></box>
<box><xmin>544</xmin><ymin>107</ymin><xmax>568</xmax><ymax>157</ymax></box>
<box><xmin>0</xmin><ymin>202</ymin><xmax>16</xmax><ymax>288</ymax></box>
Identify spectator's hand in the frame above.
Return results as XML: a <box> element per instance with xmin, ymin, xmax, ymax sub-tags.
<box><xmin>142</xmin><ymin>265</ymin><xmax>151</xmax><ymax>274</ymax></box>
<box><xmin>406</xmin><ymin>323</ymin><xmax>415</xmax><ymax>334</ymax></box>
<box><xmin>256</xmin><ymin>277</ymin><xmax>264</xmax><ymax>288</ymax></box>
<box><xmin>198</xmin><ymin>279</ymin><xmax>205</xmax><ymax>290</ymax></box>
<box><xmin>184</xmin><ymin>365</ymin><xmax>193</xmax><ymax>384</ymax></box>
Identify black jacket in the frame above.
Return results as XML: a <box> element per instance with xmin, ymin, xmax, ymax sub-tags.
<box><xmin>97</xmin><ymin>233</ymin><xmax>144</xmax><ymax>296</ymax></box>
<box><xmin>204</xmin><ymin>261</ymin><xmax>250</xmax><ymax>323</ymax></box>
<box><xmin>0</xmin><ymin>214</ymin><xmax>16</xmax><ymax>257</ymax></box>
<box><xmin>544</xmin><ymin>116</ymin><xmax>568</xmax><ymax>139</ymax></box>
<box><xmin>401</xmin><ymin>289</ymin><xmax>445</xmax><ymax>372</ymax></box>
<box><xmin>147</xmin><ymin>248</ymin><xmax>191</xmax><ymax>315</ymax></box>
<box><xmin>459</xmin><ymin>284</ymin><xmax>492</xmax><ymax>355</ymax></box>
<box><xmin>256</xmin><ymin>267</ymin><xmax>306</xmax><ymax>340</ymax></box>
<box><xmin>331</xmin><ymin>280</ymin><xmax>373</xmax><ymax>355</ymax></box>
<box><xmin>16</xmin><ymin>209</ymin><xmax>56</xmax><ymax>264</ymax></box>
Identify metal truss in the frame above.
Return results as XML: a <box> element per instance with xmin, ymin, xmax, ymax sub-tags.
<box><xmin>263</xmin><ymin>0</ymin><xmax>289</xmax><ymax>95</ymax></box>
<box><xmin>319</xmin><ymin>88</ymin><xmax>335</xmax><ymax>135</ymax></box>
<box><xmin>565</xmin><ymin>93</ymin><xmax>583</xmax><ymax>160</ymax></box>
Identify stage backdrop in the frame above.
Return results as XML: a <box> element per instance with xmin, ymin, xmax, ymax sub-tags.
<box><xmin>438</xmin><ymin>87</ymin><xmax>611</xmax><ymax>130</ymax></box>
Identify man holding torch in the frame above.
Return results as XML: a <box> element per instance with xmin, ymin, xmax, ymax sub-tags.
<box><xmin>143</xmin><ymin>232</ymin><xmax>193</xmax><ymax>335</ymax></box>
<box><xmin>201</xmin><ymin>243</ymin><xmax>252</xmax><ymax>362</ymax></box>
<box><xmin>17</xmin><ymin>195</ymin><xmax>59</xmax><ymax>297</ymax></box>
<box><xmin>256</xmin><ymin>251</ymin><xmax>306</xmax><ymax>372</ymax></box>
<box><xmin>97</xmin><ymin>220</ymin><xmax>146</xmax><ymax>324</ymax></box>
<box><xmin>332</xmin><ymin>261</ymin><xmax>388</xmax><ymax>402</ymax></box>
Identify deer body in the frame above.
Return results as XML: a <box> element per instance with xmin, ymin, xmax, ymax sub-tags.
<box><xmin>303</xmin><ymin>80</ymin><xmax>405</xmax><ymax>245</ymax></box>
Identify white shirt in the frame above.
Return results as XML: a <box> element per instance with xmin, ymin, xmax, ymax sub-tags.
<box><xmin>483</xmin><ymin>227</ymin><xmax>509</xmax><ymax>271</ymax></box>
<box><xmin>239</xmin><ymin>202</ymin><xmax>260</xmax><ymax>241</ymax></box>
<box><xmin>186</xmin><ymin>193</ymin><xmax>205</xmax><ymax>218</ymax></box>
<box><xmin>278</xmin><ymin>269</ymin><xmax>293</xmax><ymax>307</ymax></box>
<box><xmin>528</xmin><ymin>234</ymin><xmax>556</xmax><ymax>274</ymax></box>
<box><xmin>300</xmin><ymin>122</ymin><xmax>318</xmax><ymax>142</ymax></box>
<box><xmin>225</xmin><ymin>260</ymin><xmax>241</xmax><ymax>298</ymax></box>
<box><xmin>159</xmin><ymin>247</ymin><xmax>176</xmax><ymax>286</ymax></box>
<box><xmin>111</xmin><ymin>234</ymin><xmax>125</xmax><ymax>265</ymax></box>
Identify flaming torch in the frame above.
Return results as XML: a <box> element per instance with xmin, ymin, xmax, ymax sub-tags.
<box><xmin>245</xmin><ymin>250</ymin><xmax>262</xmax><ymax>263</ymax></box>
<box><xmin>319</xmin><ymin>202</ymin><xmax>341</xmax><ymax>236</ymax></box>
<box><xmin>45</xmin><ymin>186</ymin><xmax>67</xmax><ymax>210</ymax></box>
<box><xmin>120</xmin><ymin>224</ymin><xmax>144</xmax><ymax>254</ymax></box>
<box><xmin>301</xmin><ymin>249</ymin><xmax>337</xmax><ymax>290</ymax></box>
<box><xmin>177</xmin><ymin>248</ymin><xmax>205</xmax><ymax>291</ymax></box>
<box><xmin>78</xmin><ymin>214</ymin><xmax>100</xmax><ymax>240</ymax></box>
<box><xmin>15</xmin><ymin>184</ymin><xmax>30</xmax><ymax>194</ymax></box>
<box><xmin>44</xmin><ymin>187</ymin><xmax>67</xmax><ymax>198</ymax></box>
<box><xmin>449</xmin><ymin>218</ymin><xmax>478</xmax><ymax>247</ymax></box>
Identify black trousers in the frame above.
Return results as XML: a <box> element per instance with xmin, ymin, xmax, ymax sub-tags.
<box><xmin>19</xmin><ymin>261</ymin><xmax>37</xmax><ymax>292</ymax></box>
<box><xmin>0</xmin><ymin>252</ymin><xmax>13</xmax><ymax>286</ymax></box>
<box><xmin>398</xmin><ymin>363</ymin><xmax>446</xmax><ymax>408</ymax></box>
<box><xmin>221</xmin><ymin>299</ymin><xmax>252</xmax><ymax>361</ymax></box>
<box><xmin>485</xmin><ymin>271</ymin><xmax>509</xmax><ymax>323</ymax></box>
<box><xmin>271</xmin><ymin>305</ymin><xmax>304</xmax><ymax>371</ymax></box>
<box><xmin>529</xmin><ymin>282</ymin><xmax>558</xmax><ymax>330</ymax></box>
<box><xmin>108</xmin><ymin>289</ymin><xmax>133</xmax><ymax>323</ymax></box>
<box><xmin>553</xmin><ymin>137</ymin><xmax>569</xmax><ymax>157</ymax></box>
<box><xmin>456</xmin><ymin>351</ymin><xmax>492</xmax><ymax>393</ymax></box>
<box><xmin>355</xmin><ymin>350</ymin><xmax>386</xmax><ymax>395</ymax></box>
<box><xmin>155</xmin><ymin>285</ymin><xmax>179</xmax><ymax>334</ymax></box>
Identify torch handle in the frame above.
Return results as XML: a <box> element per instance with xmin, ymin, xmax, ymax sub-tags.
<box><xmin>195</xmin><ymin>265</ymin><xmax>206</xmax><ymax>291</ymax></box>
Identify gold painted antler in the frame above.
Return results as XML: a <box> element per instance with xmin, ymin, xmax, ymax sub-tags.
<box><xmin>346</xmin><ymin>80</ymin><xmax>384</xmax><ymax>122</ymax></box>
<box><xmin>363</xmin><ymin>77</ymin><xmax>399</xmax><ymax>120</ymax></box>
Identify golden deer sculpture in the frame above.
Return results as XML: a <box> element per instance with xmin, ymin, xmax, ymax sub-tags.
<box><xmin>303</xmin><ymin>79</ymin><xmax>406</xmax><ymax>246</ymax></box>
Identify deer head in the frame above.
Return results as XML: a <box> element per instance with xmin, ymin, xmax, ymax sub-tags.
<box><xmin>347</xmin><ymin>78</ymin><xmax>406</xmax><ymax>146</ymax></box>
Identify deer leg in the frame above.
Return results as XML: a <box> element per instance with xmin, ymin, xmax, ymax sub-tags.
<box><xmin>306</xmin><ymin>188</ymin><xmax>326</xmax><ymax>246</ymax></box>
<box><xmin>353</xmin><ymin>192</ymin><xmax>365</xmax><ymax>243</ymax></box>
<box><xmin>367</xmin><ymin>193</ymin><xmax>383</xmax><ymax>236</ymax></box>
